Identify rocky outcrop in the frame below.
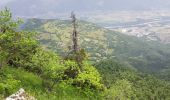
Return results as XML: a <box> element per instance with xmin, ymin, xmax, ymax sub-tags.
<box><xmin>5</xmin><ymin>88</ymin><xmax>36</xmax><ymax>100</ymax></box>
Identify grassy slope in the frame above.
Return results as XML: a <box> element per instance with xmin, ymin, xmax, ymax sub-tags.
<box><xmin>0</xmin><ymin>67</ymin><xmax>101</xmax><ymax>100</ymax></box>
<box><xmin>1</xmin><ymin>63</ymin><xmax>170</xmax><ymax>100</ymax></box>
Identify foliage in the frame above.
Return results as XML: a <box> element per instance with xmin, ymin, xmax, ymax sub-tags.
<box><xmin>95</xmin><ymin>59</ymin><xmax>170</xmax><ymax>99</ymax></box>
<box><xmin>0</xmin><ymin>73</ymin><xmax>21</xmax><ymax>97</ymax></box>
<box><xmin>0</xmin><ymin>7</ymin><xmax>22</xmax><ymax>33</ymax></box>
<box><xmin>94</xmin><ymin>59</ymin><xmax>135</xmax><ymax>87</ymax></box>
<box><xmin>0</xmin><ymin>66</ymin><xmax>104</xmax><ymax>100</ymax></box>
<box><xmin>106</xmin><ymin>79</ymin><xmax>135</xmax><ymax>100</ymax></box>
<box><xmin>72</xmin><ymin>62</ymin><xmax>104</xmax><ymax>90</ymax></box>
<box><xmin>0</xmin><ymin>8</ymin><xmax>38</xmax><ymax>69</ymax></box>
<box><xmin>61</xmin><ymin>61</ymin><xmax>104</xmax><ymax>91</ymax></box>
<box><xmin>27</xmin><ymin>48</ymin><xmax>104</xmax><ymax>92</ymax></box>
<box><xmin>0</xmin><ymin>8</ymin><xmax>105</xmax><ymax>99</ymax></box>
<box><xmin>64</xmin><ymin>49</ymin><xmax>88</xmax><ymax>72</ymax></box>
<box><xmin>1</xmin><ymin>8</ymin><xmax>170</xmax><ymax>100</ymax></box>
<box><xmin>22</xmin><ymin>18</ymin><xmax>170</xmax><ymax>78</ymax></box>
<box><xmin>30</xmin><ymin>49</ymin><xmax>67</xmax><ymax>91</ymax></box>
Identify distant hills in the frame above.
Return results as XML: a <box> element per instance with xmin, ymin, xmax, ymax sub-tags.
<box><xmin>22</xmin><ymin>18</ymin><xmax>170</xmax><ymax>77</ymax></box>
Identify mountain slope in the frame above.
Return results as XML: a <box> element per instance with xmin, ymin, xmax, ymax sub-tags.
<box><xmin>22</xmin><ymin>18</ymin><xmax>170</xmax><ymax>75</ymax></box>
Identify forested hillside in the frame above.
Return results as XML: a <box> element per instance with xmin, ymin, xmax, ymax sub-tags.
<box><xmin>22</xmin><ymin>18</ymin><xmax>170</xmax><ymax>76</ymax></box>
<box><xmin>0</xmin><ymin>8</ymin><xmax>170</xmax><ymax>100</ymax></box>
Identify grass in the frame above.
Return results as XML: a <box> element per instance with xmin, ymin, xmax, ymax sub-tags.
<box><xmin>0</xmin><ymin>66</ymin><xmax>103</xmax><ymax>100</ymax></box>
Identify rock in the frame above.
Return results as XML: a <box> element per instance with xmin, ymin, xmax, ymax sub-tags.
<box><xmin>5</xmin><ymin>88</ymin><xmax>36</xmax><ymax>100</ymax></box>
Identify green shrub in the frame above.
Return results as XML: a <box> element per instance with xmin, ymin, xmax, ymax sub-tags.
<box><xmin>26</xmin><ymin>49</ymin><xmax>66</xmax><ymax>91</ymax></box>
<box><xmin>0</xmin><ymin>74</ymin><xmax>21</xmax><ymax>96</ymax></box>
<box><xmin>63</xmin><ymin>61</ymin><xmax>105</xmax><ymax>91</ymax></box>
<box><xmin>106</xmin><ymin>79</ymin><xmax>136</xmax><ymax>100</ymax></box>
<box><xmin>74</xmin><ymin>64</ymin><xmax>104</xmax><ymax>90</ymax></box>
<box><xmin>0</xmin><ymin>8</ymin><xmax>39</xmax><ymax>69</ymax></box>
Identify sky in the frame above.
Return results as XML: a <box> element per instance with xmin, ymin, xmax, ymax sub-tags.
<box><xmin>0</xmin><ymin>0</ymin><xmax>170</xmax><ymax>18</ymax></box>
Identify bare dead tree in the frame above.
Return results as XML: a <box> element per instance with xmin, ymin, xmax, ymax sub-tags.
<box><xmin>71</xmin><ymin>11</ymin><xmax>79</xmax><ymax>53</ymax></box>
<box><xmin>70</xmin><ymin>12</ymin><xmax>83</xmax><ymax>71</ymax></box>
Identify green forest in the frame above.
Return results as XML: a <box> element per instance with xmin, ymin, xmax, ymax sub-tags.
<box><xmin>1</xmin><ymin>8</ymin><xmax>170</xmax><ymax>100</ymax></box>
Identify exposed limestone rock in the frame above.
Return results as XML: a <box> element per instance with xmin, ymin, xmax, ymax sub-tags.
<box><xmin>5</xmin><ymin>88</ymin><xmax>36</xmax><ymax>100</ymax></box>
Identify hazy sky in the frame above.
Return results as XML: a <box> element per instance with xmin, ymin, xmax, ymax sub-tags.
<box><xmin>0</xmin><ymin>0</ymin><xmax>170</xmax><ymax>18</ymax></box>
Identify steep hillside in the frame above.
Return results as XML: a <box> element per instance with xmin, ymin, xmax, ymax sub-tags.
<box><xmin>22</xmin><ymin>18</ymin><xmax>170</xmax><ymax>74</ymax></box>
<box><xmin>94</xmin><ymin>59</ymin><xmax>170</xmax><ymax>99</ymax></box>
<box><xmin>1</xmin><ymin>8</ymin><xmax>170</xmax><ymax>100</ymax></box>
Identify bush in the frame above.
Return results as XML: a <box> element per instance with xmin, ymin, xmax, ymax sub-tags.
<box><xmin>28</xmin><ymin>49</ymin><xmax>66</xmax><ymax>91</ymax></box>
<box><xmin>106</xmin><ymin>79</ymin><xmax>135</xmax><ymax>100</ymax></box>
<box><xmin>0</xmin><ymin>8</ymin><xmax>39</xmax><ymax>68</ymax></box>
<box><xmin>0</xmin><ymin>66</ymin><xmax>44</xmax><ymax>98</ymax></box>
<box><xmin>63</xmin><ymin>61</ymin><xmax>105</xmax><ymax>91</ymax></box>
<box><xmin>74</xmin><ymin>64</ymin><xmax>104</xmax><ymax>90</ymax></box>
<box><xmin>0</xmin><ymin>73</ymin><xmax>21</xmax><ymax>97</ymax></box>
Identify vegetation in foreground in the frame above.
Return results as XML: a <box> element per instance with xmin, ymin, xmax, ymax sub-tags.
<box><xmin>0</xmin><ymin>8</ymin><xmax>170</xmax><ymax>100</ymax></box>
